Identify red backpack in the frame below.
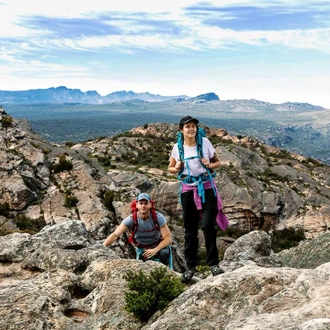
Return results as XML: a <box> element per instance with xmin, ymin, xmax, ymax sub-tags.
<box><xmin>128</xmin><ymin>199</ymin><xmax>161</xmax><ymax>248</ymax></box>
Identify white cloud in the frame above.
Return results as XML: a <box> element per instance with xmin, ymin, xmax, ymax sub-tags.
<box><xmin>1</xmin><ymin>0</ymin><xmax>330</xmax><ymax>108</ymax></box>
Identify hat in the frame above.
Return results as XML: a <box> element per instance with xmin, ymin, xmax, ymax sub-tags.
<box><xmin>137</xmin><ymin>193</ymin><xmax>151</xmax><ymax>202</ymax></box>
<box><xmin>179</xmin><ymin>115</ymin><xmax>199</xmax><ymax>128</ymax></box>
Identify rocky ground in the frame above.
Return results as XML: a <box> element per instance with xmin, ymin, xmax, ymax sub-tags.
<box><xmin>1</xmin><ymin>221</ymin><xmax>330</xmax><ymax>329</ymax></box>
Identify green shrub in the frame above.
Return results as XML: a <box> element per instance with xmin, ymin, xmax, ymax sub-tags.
<box><xmin>123</xmin><ymin>267</ymin><xmax>185</xmax><ymax>323</ymax></box>
<box><xmin>51</xmin><ymin>154</ymin><xmax>73</xmax><ymax>173</ymax></box>
<box><xmin>217</xmin><ymin>227</ymin><xmax>250</xmax><ymax>239</ymax></box>
<box><xmin>270</xmin><ymin>227</ymin><xmax>306</xmax><ymax>253</ymax></box>
<box><xmin>13</xmin><ymin>215</ymin><xmax>46</xmax><ymax>234</ymax></box>
<box><xmin>0</xmin><ymin>202</ymin><xmax>10</xmax><ymax>217</ymax></box>
<box><xmin>2</xmin><ymin>115</ymin><xmax>13</xmax><ymax>128</ymax></box>
<box><xmin>65</xmin><ymin>141</ymin><xmax>75</xmax><ymax>147</ymax></box>
<box><xmin>97</xmin><ymin>156</ymin><xmax>111</xmax><ymax>167</ymax></box>
<box><xmin>64</xmin><ymin>195</ymin><xmax>79</xmax><ymax>208</ymax></box>
<box><xmin>100</xmin><ymin>190</ymin><xmax>115</xmax><ymax>212</ymax></box>
<box><xmin>196</xmin><ymin>265</ymin><xmax>210</xmax><ymax>279</ymax></box>
<box><xmin>64</xmin><ymin>191</ymin><xmax>79</xmax><ymax>208</ymax></box>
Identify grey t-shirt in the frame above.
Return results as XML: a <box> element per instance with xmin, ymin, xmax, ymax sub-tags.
<box><xmin>122</xmin><ymin>211</ymin><xmax>167</xmax><ymax>246</ymax></box>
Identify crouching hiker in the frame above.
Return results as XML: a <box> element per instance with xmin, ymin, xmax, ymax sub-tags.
<box><xmin>103</xmin><ymin>193</ymin><xmax>173</xmax><ymax>268</ymax></box>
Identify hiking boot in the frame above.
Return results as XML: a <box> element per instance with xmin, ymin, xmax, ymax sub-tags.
<box><xmin>210</xmin><ymin>265</ymin><xmax>224</xmax><ymax>276</ymax></box>
<box><xmin>181</xmin><ymin>268</ymin><xmax>196</xmax><ymax>283</ymax></box>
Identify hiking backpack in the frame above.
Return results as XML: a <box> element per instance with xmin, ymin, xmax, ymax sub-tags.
<box><xmin>127</xmin><ymin>198</ymin><xmax>161</xmax><ymax>248</ymax></box>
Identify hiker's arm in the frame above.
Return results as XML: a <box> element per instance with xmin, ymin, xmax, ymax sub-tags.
<box><xmin>158</xmin><ymin>224</ymin><xmax>172</xmax><ymax>248</ymax></box>
<box><xmin>201</xmin><ymin>152</ymin><xmax>221</xmax><ymax>170</ymax></box>
<box><xmin>168</xmin><ymin>156</ymin><xmax>182</xmax><ymax>174</ymax></box>
<box><xmin>143</xmin><ymin>224</ymin><xmax>172</xmax><ymax>258</ymax></box>
<box><xmin>103</xmin><ymin>223</ymin><xmax>128</xmax><ymax>247</ymax></box>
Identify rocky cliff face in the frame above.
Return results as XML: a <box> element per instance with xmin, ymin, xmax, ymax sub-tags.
<box><xmin>0</xmin><ymin>106</ymin><xmax>117</xmax><ymax>238</ymax></box>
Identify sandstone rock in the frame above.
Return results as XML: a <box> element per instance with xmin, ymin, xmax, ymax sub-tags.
<box><xmin>1</xmin><ymin>220</ymin><xmax>330</xmax><ymax>330</ymax></box>
<box><xmin>221</xmin><ymin>230</ymin><xmax>282</xmax><ymax>271</ymax></box>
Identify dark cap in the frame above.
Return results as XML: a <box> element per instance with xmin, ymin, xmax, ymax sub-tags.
<box><xmin>137</xmin><ymin>193</ymin><xmax>151</xmax><ymax>202</ymax></box>
<box><xmin>179</xmin><ymin>115</ymin><xmax>199</xmax><ymax>128</ymax></box>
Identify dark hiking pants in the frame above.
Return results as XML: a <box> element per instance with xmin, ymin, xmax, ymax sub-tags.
<box><xmin>181</xmin><ymin>188</ymin><xmax>219</xmax><ymax>269</ymax></box>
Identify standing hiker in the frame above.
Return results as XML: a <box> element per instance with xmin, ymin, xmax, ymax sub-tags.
<box><xmin>103</xmin><ymin>193</ymin><xmax>173</xmax><ymax>267</ymax></box>
<box><xmin>168</xmin><ymin>115</ymin><xmax>228</xmax><ymax>283</ymax></box>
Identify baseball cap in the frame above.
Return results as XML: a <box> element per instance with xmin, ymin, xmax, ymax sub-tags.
<box><xmin>179</xmin><ymin>115</ymin><xmax>199</xmax><ymax>128</ymax></box>
<box><xmin>137</xmin><ymin>193</ymin><xmax>151</xmax><ymax>202</ymax></box>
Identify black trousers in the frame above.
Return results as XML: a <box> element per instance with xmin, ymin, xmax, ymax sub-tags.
<box><xmin>181</xmin><ymin>188</ymin><xmax>219</xmax><ymax>269</ymax></box>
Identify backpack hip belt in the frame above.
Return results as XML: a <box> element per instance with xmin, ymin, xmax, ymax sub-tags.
<box><xmin>180</xmin><ymin>171</ymin><xmax>216</xmax><ymax>184</ymax></box>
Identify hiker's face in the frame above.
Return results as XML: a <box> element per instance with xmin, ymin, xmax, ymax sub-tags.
<box><xmin>137</xmin><ymin>200</ymin><xmax>151</xmax><ymax>215</ymax></box>
<box><xmin>181</xmin><ymin>122</ymin><xmax>197</xmax><ymax>137</ymax></box>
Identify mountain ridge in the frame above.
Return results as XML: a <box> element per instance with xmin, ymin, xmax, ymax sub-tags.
<box><xmin>0</xmin><ymin>86</ymin><xmax>191</xmax><ymax>104</ymax></box>
<box><xmin>0</xmin><ymin>86</ymin><xmax>325</xmax><ymax>110</ymax></box>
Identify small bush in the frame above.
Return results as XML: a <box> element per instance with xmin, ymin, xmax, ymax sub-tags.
<box><xmin>65</xmin><ymin>141</ymin><xmax>76</xmax><ymax>147</ymax></box>
<box><xmin>101</xmin><ymin>190</ymin><xmax>115</xmax><ymax>212</ymax></box>
<box><xmin>123</xmin><ymin>267</ymin><xmax>185</xmax><ymax>323</ymax></box>
<box><xmin>13</xmin><ymin>215</ymin><xmax>46</xmax><ymax>234</ymax></box>
<box><xmin>51</xmin><ymin>154</ymin><xmax>73</xmax><ymax>173</ymax></box>
<box><xmin>270</xmin><ymin>227</ymin><xmax>306</xmax><ymax>253</ymax></box>
<box><xmin>217</xmin><ymin>227</ymin><xmax>250</xmax><ymax>239</ymax></box>
<box><xmin>64</xmin><ymin>194</ymin><xmax>79</xmax><ymax>208</ymax></box>
<box><xmin>0</xmin><ymin>202</ymin><xmax>10</xmax><ymax>217</ymax></box>
<box><xmin>2</xmin><ymin>115</ymin><xmax>13</xmax><ymax>128</ymax></box>
<box><xmin>97</xmin><ymin>156</ymin><xmax>111</xmax><ymax>167</ymax></box>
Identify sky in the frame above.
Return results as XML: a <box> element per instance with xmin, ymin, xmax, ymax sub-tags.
<box><xmin>1</xmin><ymin>1</ymin><xmax>330</xmax><ymax>108</ymax></box>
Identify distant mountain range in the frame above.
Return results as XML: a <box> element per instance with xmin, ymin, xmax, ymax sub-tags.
<box><xmin>2</xmin><ymin>86</ymin><xmax>329</xmax><ymax>164</ymax></box>
<box><xmin>0</xmin><ymin>86</ymin><xmax>221</xmax><ymax>104</ymax></box>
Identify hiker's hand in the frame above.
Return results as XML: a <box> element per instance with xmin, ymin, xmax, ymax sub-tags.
<box><xmin>201</xmin><ymin>158</ymin><xmax>210</xmax><ymax>168</ymax></box>
<box><xmin>174</xmin><ymin>161</ymin><xmax>182</xmax><ymax>171</ymax></box>
<box><xmin>143</xmin><ymin>248</ymin><xmax>157</xmax><ymax>259</ymax></box>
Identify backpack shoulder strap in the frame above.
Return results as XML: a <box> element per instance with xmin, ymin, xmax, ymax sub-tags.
<box><xmin>177</xmin><ymin>131</ymin><xmax>184</xmax><ymax>162</ymax></box>
<box><xmin>196</xmin><ymin>127</ymin><xmax>206</xmax><ymax>158</ymax></box>
<box><xmin>150</xmin><ymin>199</ymin><xmax>159</xmax><ymax>228</ymax></box>
<box><xmin>177</xmin><ymin>127</ymin><xmax>207</xmax><ymax>179</ymax></box>
<box><xmin>128</xmin><ymin>200</ymin><xmax>138</xmax><ymax>244</ymax></box>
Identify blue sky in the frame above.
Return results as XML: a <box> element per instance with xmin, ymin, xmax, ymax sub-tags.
<box><xmin>1</xmin><ymin>1</ymin><xmax>330</xmax><ymax>108</ymax></box>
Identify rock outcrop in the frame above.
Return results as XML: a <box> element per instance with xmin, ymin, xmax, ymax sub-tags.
<box><xmin>0</xmin><ymin>107</ymin><xmax>117</xmax><ymax>239</ymax></box>
<box><xmin>1</xmin><ymin>222</ymin><xmax>330</xmax><ymax>329</ymax></box>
